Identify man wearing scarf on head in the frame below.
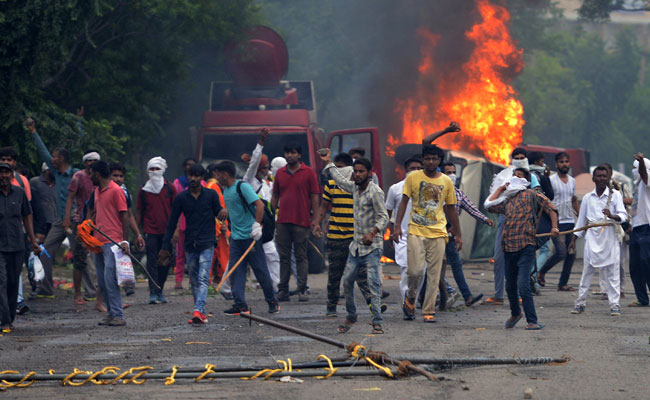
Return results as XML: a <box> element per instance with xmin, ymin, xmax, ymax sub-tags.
<box><xmin>482</xmin><ymin>148</ymin><xmax>540</xmax><ymax>306</ymax></box>
<box><xmin>487</xmin><ymin>169</ymin><xmax>558</xmax><ymax>330</ymax></box>
<box><xmin>628</xmin><ymin>153</ymin><xmax>650</xmax><ymax>307</ymax></box>
<box><xmin>64</xmin><ymin>150</ymin><xmax>103</xmax><ymax>310</ymax></box>
<box><xmin>137</xmin><ymin>157</ymin><xmax>177</xmax><ymax>304</ymax></box>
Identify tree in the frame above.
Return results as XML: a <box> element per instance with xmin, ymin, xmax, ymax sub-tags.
<box><xmin>578</xmin><ymin>0</ymin><xmax>650</xmax><ymax>21</ymax></box>
<box><xmin>0</xmin><ymin>0</ymin><xmax>258</xmax><ymax>174</ymax></box>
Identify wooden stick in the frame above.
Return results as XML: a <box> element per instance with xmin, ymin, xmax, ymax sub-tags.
<box><xmin>536</xmin><ymin>222</ymin><xmax>613</xmax><ymax>238</ymax></box>
<box><xmin>308</xmin><ymin>239</ymin><xmax>324</xmax><ymax>259</ymax></box>
<box><xmin>214</xmin><ymin>240</ymin><xmax>257</xmax><ymax>292</ymax></box>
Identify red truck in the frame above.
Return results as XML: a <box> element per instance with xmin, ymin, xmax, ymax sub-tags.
<box><xmin>197</xmin><ymin>26</ymin><xmax>384</xmax><ymax>272</ymax></box>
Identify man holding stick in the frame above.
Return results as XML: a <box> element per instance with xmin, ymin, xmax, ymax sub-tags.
<box><xmin>569</xmin><ymin>166</ymin><xmax>627</xmax><ymax>316</ymax></box>
<box><xmin>88</xmin><ymin>161</ymin><xmax>129</xmax><ymax>327</ymax></box>
<box><xmin>215</xmin><ymin>161</ymin><xmax>278</xmax><ymax>315</ymax></box>
<box><xmin>159</xmin><ymin>164</ymin><xmax>223</xmax><ymax>324</ymax></box>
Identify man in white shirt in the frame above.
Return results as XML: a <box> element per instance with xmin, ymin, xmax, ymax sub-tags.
<box><xmin>569</xmin><ymin>166</ymin><xmax>627</xmax><ymax>316</ymax></box>
<box><xmin>538</xmin><ymin>152</ymin><xmax>579</xmax><ymax>291</ymax></box>
<box><xmin>385</xmin><ymin>156</ymin><xmax>423</xmax><ymax>302</ymax></box>
<box><xmin>628</xmin><ymin>153</ymin><xmax>650</xmax><ymax>307</ymax></box>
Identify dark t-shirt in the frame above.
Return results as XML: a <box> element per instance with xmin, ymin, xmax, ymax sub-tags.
<box><xmin>0</xmin><ymin>185</ymin><xmax>32</xmax><ymax>252</ymax></box>
<box><xmin>137</xmin><ymin>183</ymin><xmax>176</xmax><ymax>235</ymax></box>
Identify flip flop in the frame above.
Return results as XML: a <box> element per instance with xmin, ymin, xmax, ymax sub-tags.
<box><xmin>504</xmin><ymin>314</ymin><xmax>522</xmax><ymax>329</ymax></box>
<box><xmin>372</xmin><ymin>324</ymin><xmax>384</xmax><ymax>334</ymax></box>
<box><xmin>525</xmin><ymin>323</ymin><xmax>544</xmax><ymax>330</ymax></box>
<box><xmin>338</xmin><ymin>319</ymin><xmax>355</xmax><ymax>334</ymax></box>
<box><xmin>558</xmin><ymin>286</ymin><xmax>576</xmax><ymax>292</ymax></box>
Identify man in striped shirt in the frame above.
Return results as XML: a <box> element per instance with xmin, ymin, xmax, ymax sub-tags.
<box><xmin>313</xmin><ymin>153</ymin><xmax>373</xmax><ymax>317</ymax></box>
<box><xmin>538</xmin><ymin>152</ymin><xmax>579</xmax><ymax>291</ymax></box>
<box><xmin>441</xmin><ymin>162</ymin><xmax>493</xmax><ymax>306</ymax></box>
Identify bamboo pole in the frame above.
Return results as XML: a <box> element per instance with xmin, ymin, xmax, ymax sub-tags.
<box><xmin>536</xmin><ymin>222</ymin><xmax>612</xmax><ymax>238</ymax></box>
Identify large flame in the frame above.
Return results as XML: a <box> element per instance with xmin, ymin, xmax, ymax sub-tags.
<box><xmin>387</xmin><ymin>0</ymin><xmax>524</xmax><ymax>165</ymax></box>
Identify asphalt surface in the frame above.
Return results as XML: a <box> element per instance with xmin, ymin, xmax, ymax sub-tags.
<box><xmin>2</xmin><ymin>261</ymin><xmax>649</xmax><ymax>399</ymax></box>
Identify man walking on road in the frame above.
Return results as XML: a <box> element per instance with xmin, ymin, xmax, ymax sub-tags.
<box><xmin>538</xmin><ymin>152</ymin><xmax>579</xmax><ymax>291</ymax></box>
<box><xmin>321</xmin><ymin>151</ymin><xmax>388</xmax><ymax>334</ymax></box>
<box><xmin>159</xmin><ymin>164</ymin><xmax>223</xmax><ymax>324</ymax></box>
<box><xmin>271</xmin><ymin>142</ymin><xmax>319</xmax><ymax>302</ymax></box>
<box><xmin>215</xmin><ymin>161</ymin><xmax>278</xmax><ymax>315</ymax></box>
<box><xmin>88</xmin><ymin>161</ymin><xmax>129</xmax><ymax>327</ymax></box>
<box><xmin>628</xmin><ymin>153</ymin><xmax>650</xmax><ymax>307</ymax></box>
<box><xmin>392</xmin><ymin>145</ymin><xmax>461</xmax><ymax>323</ymax></box>
<box><xmin>0</xmin><ymin>162</ymin><xmax>40</xmax><ymax>333</ymax></box>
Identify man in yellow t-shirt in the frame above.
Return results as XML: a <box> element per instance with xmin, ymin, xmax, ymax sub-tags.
<box><xmin>392</xmin><ymin>144</ymin><xmax>461</xmax><ymax>323</ymax></box>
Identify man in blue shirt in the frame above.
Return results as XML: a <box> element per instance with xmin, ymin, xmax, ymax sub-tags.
<box><xmin>215</xmin><ymin>160</ymin><xmax>278</xmax><ymax>315</ymax></box>
<box><xmin>159</xmin><ymin>164</ymin><xmax>223</xmax><ymax>324</ymax></box>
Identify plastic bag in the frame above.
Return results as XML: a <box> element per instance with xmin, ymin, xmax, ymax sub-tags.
<box><xmin>28</xmin><ymin>252</ymin><xmax>45</xmax><ymax>282</ymax></box>
<box><xmin>111</xmin><ymin>242</ymin><xmax>136</xmax><ymax>287</ymax></box>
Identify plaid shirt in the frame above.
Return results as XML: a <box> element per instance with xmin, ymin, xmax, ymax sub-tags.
<box><xmin>326</xmin><ymin>163</ymin><xmax>388</xmax><ymax>256</ymax></box>
<box><xmin>455</xmin><ymin>187</ymin><xmax>489</xmax><ymax>223</ymax></box>
<box><xmin>488</xmin><ymin>189</ymin><xmax>556</xmax><ymax>253</ymax></box>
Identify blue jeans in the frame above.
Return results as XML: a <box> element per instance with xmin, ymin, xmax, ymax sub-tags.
<box><xmin>504</xmin><ymin>245</ymin><xmax>538</xmax><ymax>324</ymax></box>
<box><xmin>536</xmin><ymin>241</ymin><xmax>551</xmax><ymax>272</ymax></box>
<box><xmin>342</xmin><ymin>248</ymin><xmax>382</xmax><ymax>325</ymax></box>
<box><xmin>539</xmin><ymin>223</ymin><xmax>576</xmax><ymax>287</ymax></box>
<box><xmin>446</xmin><ymin>237</ymin><xmax>472</xmax><ymax>301</ymax></box>
<box><xmin>493</xmin><ymin>215</ymin><xmax>506</xmax><ymax>299</ymax></box>
<box><xmin>230</xmin><ymin>239</ymin><xmax>277</xmax><ymax>308</ymax></box>
<box><xmin>95</xmin><ymin>244</ymin><xmax>124</xmax><ymax>319</ymax></box>
<box><xmin>186</xmin><ymin>246</ymin><xmax>214</xmax><ymax>314</ymax></box>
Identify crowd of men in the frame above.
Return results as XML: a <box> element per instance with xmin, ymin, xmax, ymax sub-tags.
<box><xmin>1</xmin><ymin>120</ymin><xmax>649</xmax><ymax>335</ymax></box>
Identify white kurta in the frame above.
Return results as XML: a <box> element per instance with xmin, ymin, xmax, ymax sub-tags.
<box><xmin>574</xmin><ymin>187</ymin><xmax>627</xmax><ymax>268</ymax></box>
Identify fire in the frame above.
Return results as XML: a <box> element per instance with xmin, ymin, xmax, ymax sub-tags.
<box><xmin>380</xmin><ymin>228</ymin><xmax>395</xmax><ymax>263</ymax></box>
<box><xmin>387</xmin><ymin>0</ymin><xmax>524</xmax><ymax>165</ymax></box>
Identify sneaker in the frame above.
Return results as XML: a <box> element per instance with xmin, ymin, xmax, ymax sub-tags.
<box><xmin>223</xmin><ymin>305</ymin><xmax>250</xmax><ymax>316</ymax></box>
<box><xmin>36</xmin><ymin>293</ymin><xmax>55</xmax><ymax>299</ymax></box>
<box><xmin>189</xmin><ymin>310</ymin><xmax>208</xmax><ymax>324</ymax></box>
<box><xmin>326</xmin><ymin>306</ymin><xmax>337</xmax><ymax>317</ymax></box>
<box><xmin>158</xmin><ymin>293</ymin><xmax>168</xmax><ymax>304</ymax></box>
<box><xmin>571</xmin><ymin>305</ymin><xmax>585</xmax><ymax>314</ymax></box>
<box><xmin>1</xmin><ymin>324</ymin><xmax>11</xmax><ymax>333</ymax></box>
<box><xmin>402</xmin><ymin>298</ymin><xmax>416</xmax><ymax>321</ymax></box>
<box><xmin>98</xmin><ymin>316</ymin><xmax>113</xmax><ymax>326</ymax></box>
<box><xmin>220</xmin><ymin>291</ymin><xmax>234</xmax><ymax>301</ymax></box>
<box><xmin>268</xmin><ymin>302</ymin><xmax>280</xmax><ymax>314</ymax></box>
<box><xmin>108</xmin><ymin>317</ymin><xmax>126</xmax><ymax>326</ymax></box>
<box><xmin>277</xmin><ymin>291</ymin><xmax>290</xmax><ymax>302</ymax></box>
<box><xmin>298</xmin><ymin>292</ymin><xmax>309</xmax><ymax>302</ymax></box>
<box><xmin>610</xmin><ymin>305</ymin><xmax>621</xmax><ymax>316</ymax></box>
<box><xmin>368</xmin><ymin>302</ymin><xmax>388</xmax><ymax>314</ymax></box>
<box><xmin>381</xmin><ymin>290</ymin><xmax>390</xmax><ymax>299</ymax></box>
<box><xmin>16</xmin><ymin>303</ymin><xmax>29</xmax><ymax>315</ymax></box>
<box><xmin>149</xmin><ymin>294</ymin><xmax>159</xmax><ymax>304</ymax></box>
<box><xmin>124</xmin><ymin>287</ymin><xmax>135</xmax><ymax>296</ymax></box>
<box><xmin>447</xmin><ymin>292</ymin><xmax>460</xmax><ymax>308</ymax></box>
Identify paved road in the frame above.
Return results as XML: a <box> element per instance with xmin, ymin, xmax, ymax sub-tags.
<box><xmin>2</xmin><ymin>261</ymin><xmax>649</xmax><ymax>399</ymax></box>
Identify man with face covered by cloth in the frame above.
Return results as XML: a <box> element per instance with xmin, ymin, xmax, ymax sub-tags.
<box><xmin>137</xmin><ymin>157</ymin><xmax>176</xmax><ymax>304</ymax></box>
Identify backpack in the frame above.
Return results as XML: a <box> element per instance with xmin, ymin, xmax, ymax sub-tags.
<box><xmin>139</xmin><ymin>182</ymin><xmax>173</xmax><ymax>225</ymax></box>
<box><xmin>236</xmin><ymin>181</ymin><xmax>275</xmax><ymax>243</ymax></box>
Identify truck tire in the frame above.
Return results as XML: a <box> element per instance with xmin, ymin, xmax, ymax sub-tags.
<box><xmin>308</xmin><ymin>234</ymin><xmax>324</xmax><ymax>274</ymax></box>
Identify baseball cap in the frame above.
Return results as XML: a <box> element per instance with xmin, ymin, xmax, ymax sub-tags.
<box><xmin>0</xmin><ymin>162</ymin><xmax>13</xmax><ymax>171</ymax></box>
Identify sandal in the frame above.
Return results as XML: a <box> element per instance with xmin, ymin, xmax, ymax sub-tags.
<box><xmin>371</xmin><ymin>324</ymin><xmax>384</xmax><ymax>334</ymax></box>
<box><xmin>537</xmin><ymin>274</ymin><xmax>546</xmax><ymax>287</ymax></box>
<box><xmin>557</xmin><ymin>286</ymin><xmax>576</xmax><ymax>292</ymax></box>
<box><xmin>423</xmin><ymin>314</ymin><xmax>436</xmax><ymax>323</ymax></box>
<box><xmin>482</xmin><ymin>297</ymin><xmax>504</xmax><ymax>306</ymax></box>
<box><xmin>525</xmin><ymin>323</ymin><xmax>544</xmax><ymax>330</ymax></box>
<box><xmin>337</xmin><ymin>319</ymin><xmax>355</xmax><ymax>333</ymax></box>
<box><xmin>628</xmin><ymin>301</ymin><xmax>649</xmax><ymax>307</ymax></box>
<box><xmin>505</xmin><ymin>314</ymin><xmax>522</xmax><ymax>329</ymax></box>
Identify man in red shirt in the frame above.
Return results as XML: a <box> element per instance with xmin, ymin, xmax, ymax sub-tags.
<box><xmin>136</xmin><ymin>157</ymin><xmax>176</xmax><ymax>304</ymax></box>
<box><xmin>89</xmin><ymin>161</ymin><xmax>128</xmax><ymax>327</ymax></box>
<box><xmin>271</xmin><ymin>142</ymin><xmax>319</xmax><ymax>301</ymax></box>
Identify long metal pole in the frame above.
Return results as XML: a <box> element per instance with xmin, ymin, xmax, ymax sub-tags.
<box><xmin>239</xmin><ymin>313</ymin><xmax>438</xmax><ymax>380</ymax></box>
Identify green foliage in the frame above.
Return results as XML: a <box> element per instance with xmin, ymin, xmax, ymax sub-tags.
<box><xmin>516</xmin><ymin>27</ymin><xmax>644</xmax><ymax>167</ymax></box>
<box><xmin>0</xmin><ymin>0</ymin><xmax>258</xmax><ymax>175</ymax></box>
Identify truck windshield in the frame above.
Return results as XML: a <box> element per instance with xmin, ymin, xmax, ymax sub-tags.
<box><xmin>202</xmin><ymin>131</ymin><xmax>310</xmax><ymax>177</ymax></box>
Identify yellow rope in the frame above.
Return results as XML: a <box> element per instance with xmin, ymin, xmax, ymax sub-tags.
<box><xmin>240</xmin><ymin>368</ymin><xmax>284</xmax><ymax>380</ymax></box>
<box><xmin>194</xmin><ymin>364</ymin><xmax>216</xmax><ymax>382</ymax></box>
<box><xmin>63</xmin><ymin>366</ymin><xmax>121</xmax><ymax>386</ymax></box>
<box><xmin>350</xmin><ymin>345</ymin><xmax>394</xmax><ymax>378</ymax></box>
<box><xmin>165</xmin><ymin>365</ymin><xmax>179</xmax><ymax>386</ymax></box>
<box><xmin>276</xmin><ymin>358</ymin><xmax>293</xmax><ymax>372</ymax></box>
<box><xmin>121</xmin><ymin>366</ymin><xmax>153</xmax><ymax>384</ymax></box>
<box><xmin>0</xmin><ymin>370</ymin><xmax>36</xmax><ymax>388</ymax></box>
<box><xmin>314</xmin><ymin>355</ymin><xmax>338</xmax><ymax>379</ymax></box>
